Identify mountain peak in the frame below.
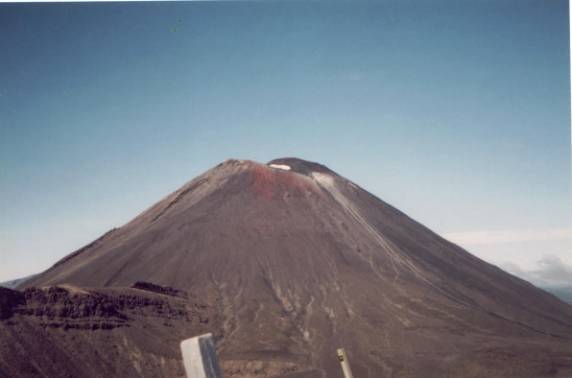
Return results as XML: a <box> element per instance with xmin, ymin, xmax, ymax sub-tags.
<box><xmin>17</xmin><ymin>156</ymin><xmax>572</xmax><ymax>378</ymax></box>
<box><xmin>267</xmin><ymin>157</ymin><xmax>334</xmax><ymax>176</ymax></box>
<box><xmin>211</xmin><ymin>157</ymin><xmax>334</xmax><ymax>178</ymax></box>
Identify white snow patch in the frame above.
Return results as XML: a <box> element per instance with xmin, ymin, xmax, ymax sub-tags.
<box><xmin>269</xmin><ymin>164</ymin><xmax>291</xmax><ymax>171</ymax></box>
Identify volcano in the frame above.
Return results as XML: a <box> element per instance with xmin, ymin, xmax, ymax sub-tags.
<box><xmin>3</xmin><ymin>158</ymin><xmax>572</xmax><ymax>377</ymax></box>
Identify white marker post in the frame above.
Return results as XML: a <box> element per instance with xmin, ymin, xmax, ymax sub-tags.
<box><xmin>180</xmin><ymin>333</ymin><xmax>222</xmax><ymax>378</ymax></box>
<box><xmin>337</xmin><ymin>348</ymin><xmax>354</xmax><ymax>378</ymax></box>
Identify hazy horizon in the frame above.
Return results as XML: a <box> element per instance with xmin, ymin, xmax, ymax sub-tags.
<box><xmin>1</xmin><ymin>0</ymin><xmax>570</xmax><ymax>286</ymax></box>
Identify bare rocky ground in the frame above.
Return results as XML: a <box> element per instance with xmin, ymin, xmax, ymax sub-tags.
<box><xmin>2</xmin><ymin>158</ymin><xmax>572</xmax><ymax>377</ymax></box>
<box><xmin>0</xmin><ymin>283</ymin><xmax>223</xmax><ymax>377</ymax></box>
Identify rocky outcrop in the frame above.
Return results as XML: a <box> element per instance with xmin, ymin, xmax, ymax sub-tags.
<box><xmin>0</xmin><ymin>287</ymin><xmax>25</xmax><ymax>319</ymax></box>
<box><xmin>0</xmin><ymin>283</ymin><xmax>218</xmax><ymax>377</ymax></box>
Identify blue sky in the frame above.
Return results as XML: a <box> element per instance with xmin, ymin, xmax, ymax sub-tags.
<box><xmin>0</xmin><ymin>0</ymin><xmax>570</xmax><ymax>284</ymax></box>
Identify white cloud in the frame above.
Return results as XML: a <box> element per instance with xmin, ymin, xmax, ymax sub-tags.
<box><xmin>501</xmin><ymin>255</ymin><xmax>572</xmax><ymax>287</ymax></box>
<box><xmin>443</xmin><ymin>228</ymin><xmax>572</xmax><ymax>282</ymax></box>
<box><xmin>443</xmin><ymin>228</ymin><xmax>572</xmax><ymax>246</ymax></box>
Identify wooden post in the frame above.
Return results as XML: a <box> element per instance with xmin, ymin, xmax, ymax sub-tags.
<box><xmin>180</xmin><ymin>333</ymin><xmax>222</xmax><ymax>378</ymax></box>
<box><xmin>337</xmin><ymin>348</ymin><xmax>354</xmax><ymax>378</ymax></box>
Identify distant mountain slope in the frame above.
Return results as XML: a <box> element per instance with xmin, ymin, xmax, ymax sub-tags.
<box><xmin>544</xmin><ymin>286</ymin><xmax>572</xmax><ymax>304</ymax></box>
<box><xmin>0</xmin><ymin>274</ymin><xmax>37</xmax><ymax>289</ymax></box>
<box><xmin>6</xmin><ymin>158</ymin><xmax>572</xmax><ymax>377</ymax></box>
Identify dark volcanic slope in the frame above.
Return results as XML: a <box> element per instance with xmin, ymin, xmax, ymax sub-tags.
<box><xmin>12</xmin><ymin>158</ymin><xmax>572</xmax><ymax>377</ymax></box>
